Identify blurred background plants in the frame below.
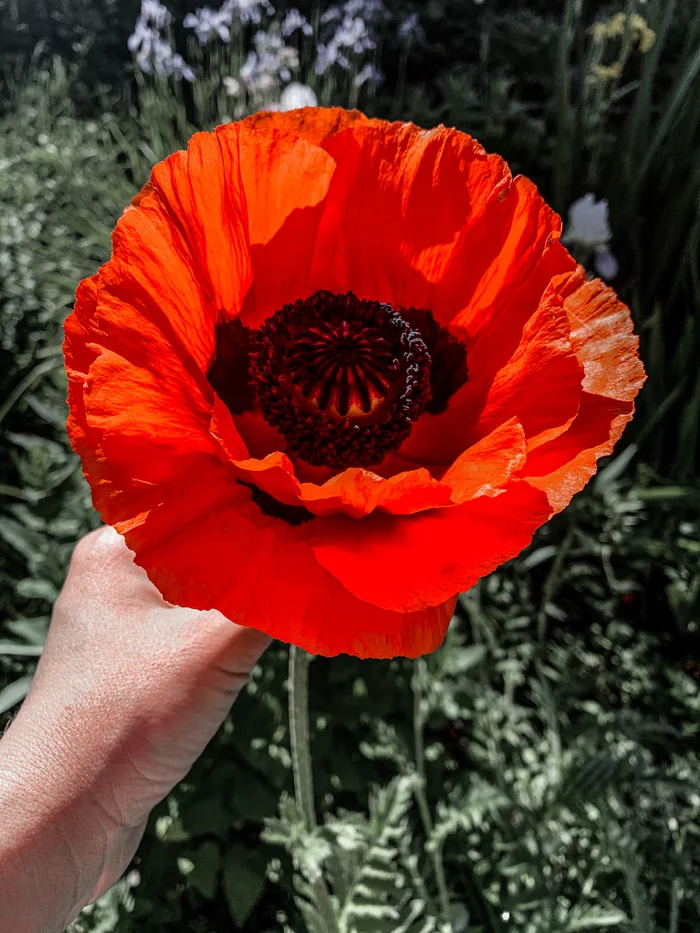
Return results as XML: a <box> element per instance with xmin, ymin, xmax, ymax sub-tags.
<box><xmin>1</xmin><ymin>0</ymin><xmax>699</xmax><ymax>930</ymax></box>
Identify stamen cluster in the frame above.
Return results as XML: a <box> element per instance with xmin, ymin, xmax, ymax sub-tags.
<box><xmin>249</xmin><ymin>291</ymin><xmax>432</xmax><ymax>468</ymax></box>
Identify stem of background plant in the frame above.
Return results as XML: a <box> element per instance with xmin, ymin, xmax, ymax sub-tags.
<box><xmin>534</xmin><ymin>525</ymin><xmax>574</xmax><ymax>810</ymax></box>
<box><xmin>536</xmin><ymin>522</ymin><xmax>574</xmax><ymax>647</ymax></box>
<box><xmin>589</xmin><ymin>0</ymin><xmax>637</xmax><ymax>184</ymax></box>
<box><xmin>288</xmin><ymin>646</ymin><xmax>341</xmax><ymax>933</ymax></box>
<box><xmin>412</xmin><ymin>658</ymin><xmax>454</xmax><ymax>931</ymax></box>
<box><xmin>554</xmin><ymin>0</ymin><xmax>581</xmax><ymax>213</ymax></box>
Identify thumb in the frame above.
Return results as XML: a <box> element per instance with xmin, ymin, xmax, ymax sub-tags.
<box><xmin>203</xmin><ymin>616</ymin><xmax>273</xmax><ymax>683</ymax></box>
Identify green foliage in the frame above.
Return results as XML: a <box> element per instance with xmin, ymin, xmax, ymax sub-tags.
<box><xmin>0</xmin><ymin>0</ymin><xmax>138</xmax><ymax>110</ymax></box>
<box><xmin>223</xmin><ymin>841</ymin><xmax>269</xmax><ymax>926</ymax></box>
<box><xmin>1</xmin><ymin>4</ymin><xmax>699</xmax><ymax>932</ymax></box>
<box><xmin>0</xmin><ymin>62</ymin><xmax>129</xmax><ymax>709</ymax></box>
<box><xmin>240</xmin><ymin>472</ymin><xmax>698</xmax><ymax>933</ymax></box>
<box><xmin>555</xmin><ymin>0</ymin><xmax>700</xmax><ymax>482</ymax></box>
<box><xmin>264</xmin><ymin>774</ymin><xmax>444</xmax><ymax>933</ymax></box>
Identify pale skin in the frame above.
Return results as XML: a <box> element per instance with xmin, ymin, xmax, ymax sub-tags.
<box><xmin>0</xmin><ymin>526</ymin><xmax>271</xmax><ymax>933</ymax></box>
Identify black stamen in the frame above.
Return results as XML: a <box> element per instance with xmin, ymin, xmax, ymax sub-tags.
<box><xmin>249</xmin><ymin>291</ymin><xmax>433</xmax><ymax>469</ymax></box>
<box><xmin>206</xmin><ymin>293</ymin><xmax>469</xmax><ymax>474</ymax></box>
<box><xmin>400</xmin><ymin>307</ymin><xmax>469</xmax><ymax>414</ymax></box>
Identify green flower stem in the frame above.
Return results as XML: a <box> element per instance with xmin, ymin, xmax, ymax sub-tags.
<box><xmin>288</xmin><ymin>646</ymin><xmax>340</xmax><ymax>933</ymax></box>
<box><xmin>413</xmin><ymin>659</ymin><xmax>453</xmax><ymax>931</ymax></box>
<box><xmin>289</xmin><ymin>646</ymin><xmax>316</xmax><ymax>829</ymax></box>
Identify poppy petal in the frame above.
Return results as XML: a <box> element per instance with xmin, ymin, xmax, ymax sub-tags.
<box><xmin>96</xmin><ymin>230</ymin><xmax>211</xmax><ymax>383</ymax></box>
<box><xmin>215</xmin><ymin>417</ymin><xmax>527</xmax><ymax>519</ymax></box>
<box><xmin>209</xmin><ymin>394</ymin><xmax>253</xmax><ymax>461</ymax></box>
<box><xmin>84</xmin><ymin>348</ymin><xmax>216</xmax><ymax>484</ymax></box>
<box><xmin>441</xmin><ymin>417</ymin><xmax>527</xmax><ymax>503</ymax></box>
<box><xmin>109</xmin><ymin>462</ymin><xmax>455</xmax><ymax>658</ymax></box>
<box><xmin>307</xmin><ymin>122</ymin><xmax>511</xmax><ymax>311</ymax></box>
<box><xmin>556</xmin><ymin>268</ymin><xmax>646</xmax><ymax>402</ymax></box>
<box><xmin>472</xmin><ymin>292</ymin><xmax>584</xmax><ymax>449</ymax></box>
<box><xmin>66</xmin><ymin>272</ymin><xmax>215</xmax><ymax>490</ymax></box>
<box><xmin>310</xmin><ymin>481</ymin><xmax>552</xmax><ymax>612</ymax></box>
<box><xmin>400</xmin><ymin>286</ymin><xmax>583</xmax><ymax>466</ymax></box>
<box><xmin>219</xmin><ymin>115</ymin><xmax>343</xmax><ymax>329</ymax></box>
<box><xmin>524</xmin><ymin>393</ymin><xmax>635</xmax><ymax>512</ymax></box>
<box><xmin>436</xmin><ymin>177</ymin><xmax>572</xmax><ymax>334</ymax></box>
<box><xmin>64</xmin><ymin>276</ymin><xmax>101</xmax><ymax>381</ymax></box>
<box><xmin>148</xmin><ymin>131</ymin><xmax>253</xmax><ymax>334</ymax></box>
<box><xmin>64</xmin><ymin>276</ymin><xmax>104</xmax><ymax>469</ymax></box>
<box><xmin>522</xmin><ymin>271</ymin><xmax>646</xmax><ymax>512</ymax></box>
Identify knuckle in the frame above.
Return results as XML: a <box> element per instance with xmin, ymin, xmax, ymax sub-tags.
<box><xmin>68</xmin><ymin>525</ymin><xmax>122</xmax><ymax>576</ymax></box>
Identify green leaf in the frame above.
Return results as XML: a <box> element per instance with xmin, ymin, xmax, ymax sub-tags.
<box><xmin>186</xmin><ymin>840</ymin><xmax>221</xmax><ymax>901</ymax></box>
<box><xmin>595</xmin><ymin>445</ymin><xmax>638</xmax><ymax>491</ymax></box>
<box><xmin>521</xmin><ymin>545</ymin><xmax>558</xmax><ymax>570</ymax></box>
<box><xmin>16</xmin><ymin>577</ymin><xmax>59</xmax><ymax>602</ymax></box>
<box><xmin>0</xmin><ymin>641</ymin><xmax>43</xmax><ymax>657</ymax></box>
<box><xmin>296</xmin><ymin>892</ymin><xmax>329</xmax><ymax>933</ymax></box>
<box><xmin>0</xmin><ymin>357</ymin><xmax>63</xmax><ymax>425</ymax></box>
<box><xmin>180</xmin><ymin>796</ymin><xmax>232</xmax><ymax>837</ymax></box>
<box><xmin>565</xmin><ymin>907</ymin><xmax>629</xmax><ymax>930</ymax></box>
<box><xmin>229</xmin><ymin>770</ymin><xmax>281</xmax><ymax>822</ymax></box>
<box><xmin>223</xmin><ymin>841</ymin><xmax>267</xmax><ymax>927</ymax></box>
<box><xmin>0</xmin><ymin>517</ymin><xmax>44</xmax><ymax>562</ymax></box>
<box><xmin>555</xmin><ymin>753</ymin><xmax>636</xmax><ymax>809</ymax></box>
<box><xmin>0</xmin><ymin>674</ymin><xmax>33</xmax><ymax>714</ymax></box>
<box><xmin>4</xmin><ymin>618</ymin><xmax>49</xmax><ymax>645</ymax></box>
<box><xmin>633</xmin><ymin>487</ymin><xmax>691</xmax><ymax>502</ymax></box>
<box><xmin>330</xmin><ymin>774</ymin><xmax>420</xmax><ymax>931</ymax></box>
<box><xmin>444</xmin><ymin>644</ymin><xmax>488</xmax><ymax>675</ymax></box>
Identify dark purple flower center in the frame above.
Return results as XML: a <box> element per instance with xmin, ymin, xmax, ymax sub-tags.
<box><xmin>208</xmin><ymin>290</ymin><xmax>468</xmax><ymax>472</ymax></box>
<box><xmin>249</xmin><ymin>291</ymin><xmax>432</xmax><ymax>468</ymax></box>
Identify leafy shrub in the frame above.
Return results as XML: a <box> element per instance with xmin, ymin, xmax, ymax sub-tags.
<box><xmin>0</xmin><ymin>63</ymin><xmax>131</xmax><ymax>705</ymax></box>
<box><xmin>1</xmin><ymin>6</ymin><xmax>699</xmax><ymax>932</ymax></box>
<box><xmin>61</xmin><ymin>476</ymin><xmax>700</xmax><ymax>932</ymax></box>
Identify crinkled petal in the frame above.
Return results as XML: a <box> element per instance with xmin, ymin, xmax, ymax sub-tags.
<box><xmin>310</xmin><ymin>481</ymin><xmax>552</xmax><ymax>612</ymax></box>
<box><xmin>555</xmin><ymin>268</ymin><xmax>646</xmax><ymax>402</ymax></box>
<box><xmin>521</xmin><ymin>270</ymin><xmax>646</xmax><ymax>512</ymax></box>
<box><xmin>151</xmin><ymin>131</ymin><xmax>252</xmax><ymax>308</ymax></box>
<box><xmin>441</xmin><ymin>418</ymin><xmax>527</xmax><ymax>503</ymax></box>
<box><xmin>117</xmin><ymin>130</ymin><xmax>253</xmax><ymax>372</ymax></box>
<box><xmin>218</xmin><ymin>112</ymin><xmax>353</xmax><ymax>329</ymax></box>
<box><xmin>524</xmin><ymin>393</ymin><xmax>635</xmax><ymax>512</ymax></box>
<box><xmin>65</xmin><ymin>276</ymin><xmax>106</xmax><ymax>482</ymax></box>
<box><xmin>400</xmin><ymin>282</ymin><xmax>583</xmax><ymax>466</ymax></box>
<box><xmin>84</xmin><ymin>348</ymin><xmax>216</xmax><ymax>484</ymax></box>
<box><xmin>65</xmin><ymin>270</ymin><xmax>219</xmax><ymax>493</ymax></box>
<box><xmin>111</xmin><ymin>463</ymin><xmax>455</xmax><ymax>658</ymax></box>
<box><xmin>211</xmin><ymin>407</ymin><xmax>528</xmax><ymax>519</ymax></box>
<box><xmin>469</xmin><ymin>292</ymin><xmax>584</xmax><ymax>451</ymax></box>
<box><xmin>436</xmin><ymin>178</ymin><xmax>573</xmax><ymax>334</ymax></box>
<box><xmin>308</xmin><ymin>121</ymin><xmax>511</xmax><ymax>312</ymax></box>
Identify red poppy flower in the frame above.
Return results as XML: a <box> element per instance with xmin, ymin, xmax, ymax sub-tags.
<box><xmin>64</xmin><ymin>108</ymin><xmax>645</xmax><ymax>659</ymax></box>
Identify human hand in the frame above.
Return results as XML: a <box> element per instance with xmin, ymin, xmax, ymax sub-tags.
<box><xmin>0</xmin><ymin>525</ymin><xmax>270</xmax><ymax>933</ymax></box>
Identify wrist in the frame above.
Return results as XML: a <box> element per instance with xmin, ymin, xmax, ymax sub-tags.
<box><xmin>0</xmin><ymin>701</ymin><xmax>146</xmax><ymax>933</ymax></box>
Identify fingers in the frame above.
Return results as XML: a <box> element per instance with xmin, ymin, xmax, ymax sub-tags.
<box><xmin>70</xmin><ymin>525</ymin><xmax>130</xmax><ymax>571</ymax></box>
<box><xmin>63</xmin><ymin>526</ymin><xmax>273</xmax><ymax>673</ymax></box>
<box><xmin>208</xmin><ymin>621</ymin><xmax>272</xmax><ymax>678</ymax></box>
